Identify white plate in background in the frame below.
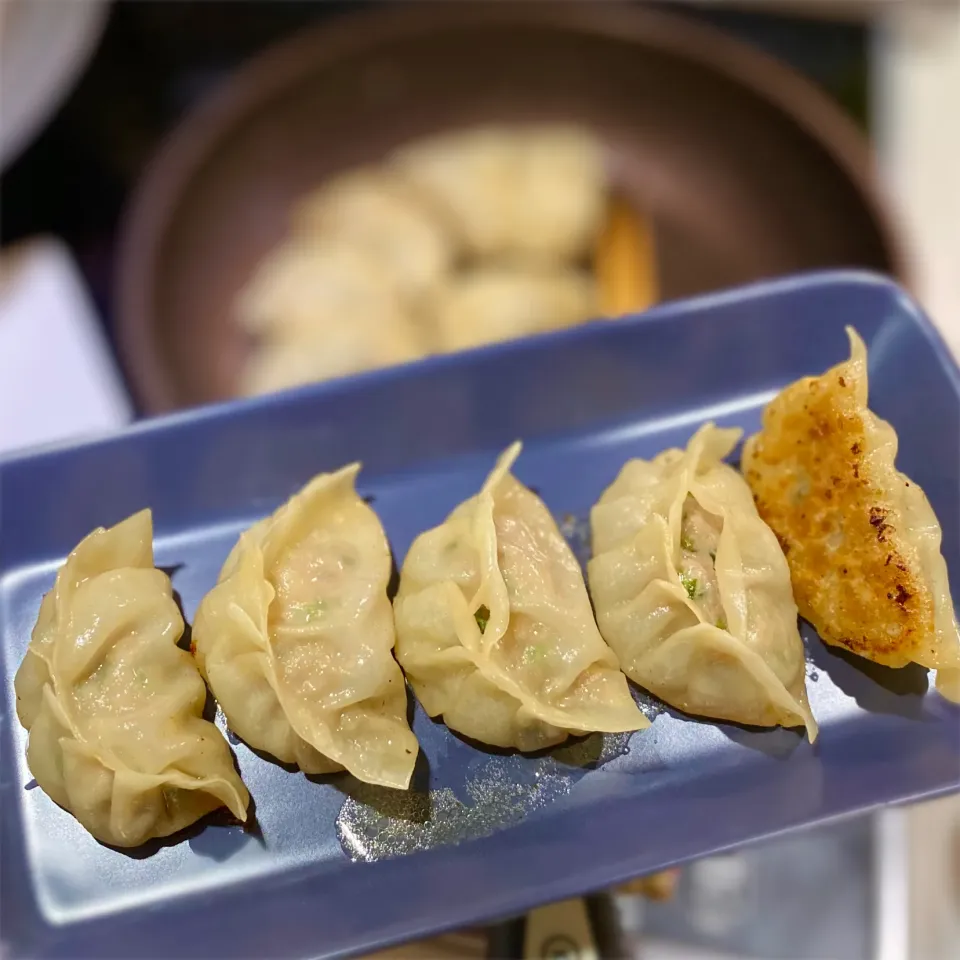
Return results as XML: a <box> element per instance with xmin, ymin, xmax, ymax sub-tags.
<box><xmin>0</xmin><ymin>238</ymin><xmax>131</xmax><ymax>456</ymax></box>
<box><xmin>0</xmin><ymin>0</ymin><xmax>110</xmax><ymax>169</ymax></box>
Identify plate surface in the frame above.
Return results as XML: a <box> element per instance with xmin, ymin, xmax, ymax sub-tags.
<box><xmin>2</xmin><ymin>272</ymin><xmax>958</xmax><ymax>960</ymax></box>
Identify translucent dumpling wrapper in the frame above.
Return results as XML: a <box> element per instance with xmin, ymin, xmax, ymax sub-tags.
<box><xmin>425</xmin><ymin>265</ymin><xmax>597</xmax><ymax>353</ymax></box>
<box><xmin>394</xmin><ymin>442</ymin><xmax>648</xmax><ymax>751</ymax></box>
<box><xmin>293</xmin><ymin>168</ymin><xmax>456</xmax><ymax>304</ymax></box>
<box><xmin>391</xmin><ymin>124</ymin><xmax>606</xmax><ymax>263</ymax></box>
<box><xmin>13</xmin><ymin>510</ymin><xmax>249</xmax><ymax>847</ymax></box>
<box><xmin>742</xmin><ymin>327</ymin><xmax>960</xmax><ymax>701</ymax></box>
<box><xmin>588</xmin><ymin>424</ymin><xmax>817</xmax><ymax>739</ymax></box>
<box><xmin>192</xmin><ymin>464</ymin><xmax>419</xmax><ymax>789</ymax></box>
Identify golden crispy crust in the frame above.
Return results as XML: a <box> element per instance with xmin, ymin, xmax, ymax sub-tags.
<box><xmin>742</xmin><ymin>334</ymin><xmax>933</xmax><ymax>668</ymax></box>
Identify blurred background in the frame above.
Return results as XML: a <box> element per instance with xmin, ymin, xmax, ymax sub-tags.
<box><xmin>1</xmin><ymin>1</ymin><xmax>958</xmax><ymax>958</ymax></box>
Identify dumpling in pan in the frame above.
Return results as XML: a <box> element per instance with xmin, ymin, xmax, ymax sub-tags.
<box><xmin>391</xmin><ymin>126</ymin><xmax>517</xmax><ymax>261</ymax></box>
<box><xmin>192</xmin><ymin>464</ymin><xmax>419</xmax><ymax>789</ymax></box>
<box><xmin>426</xmin><ymin>265</ymin><xmax>597</xmax><ymax>353</ymax></box>
<box><xmin>588</xmin><ymin>424</ymin><xmax>817</xmax><ymax>739</ymax></box>
<box><xmin>742</xmin><ymin>327</ymin><xmax>960</xmax><ymax>701</ymax></box>
<box><xmin>514</xmin><ymin>124</ymin><xmax>607</xmax><ymax>262</ymax></box>
<box><xmin>394</xmin><ymin>442</ymin><xmax>648</xmax><ymax>751</ymax></box>
<box><xmin>14</xmin><ymin>510</ymin><xmax>249</xmax><ymax>847</ymax></box>
<box><xmin>239</xmin><ymin>314</ymin><xmax>424</xmax><ymax>397</ymax></box>
<box><xmin>235</xmin><ymin>238</ymin><xmax>405</xmax><ymax>339</ymax></box>
<box><xmin>392</xmin><ymin>124</ymin><xmax>606</xmax><ymax>263</ymax></box>
<box><xmin>293</xmin><ymin>168</ymin><xmax>456</xmax><ymax>303</ymax></box>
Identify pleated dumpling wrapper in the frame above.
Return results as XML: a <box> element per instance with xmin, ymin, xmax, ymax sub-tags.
<box><xmin>192</xmin><ymin>464</ymin><xmax>419</xmax><ymax>789</ymax></box>
<box><xmin>588</xmin><ymin>424</ymin><xmax>818</xmax><ymax>739</ymax></box>
<box><xmin>13</xmin><ymin>510</ymin><xmax>249</xmax><ymax>847</ymax></box>
<box><xmin>742</xmin><ymin>327</ymin><xmax>960</xmax><ymax>702</ymax></box>
<box><xmin>394</xmin><ymin>442</ymin><xmax>648</xmax><ymax>751</ymax></box>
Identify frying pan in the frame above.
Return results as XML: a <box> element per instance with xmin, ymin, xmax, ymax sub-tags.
<box><xmin>117</xmin><ymin>2</ymin><xmax>906</xmax><ymax>413</ymax></box>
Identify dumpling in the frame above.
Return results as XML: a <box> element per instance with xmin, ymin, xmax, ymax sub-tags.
<box><xmin>742</xmin><ymin>327</ymin><xmax>960</xmax><ymax>701</ymax></box>
<box><xmin>235</xmin><ymin>238</ymin><xmax>407</xmax><ymax>339</ymax></box>
<box><xmin>391</xmin><ymin>127</ymin><xmax>516</xmax><ymax>260</ymax></box>
<box><xmin>588</xmin><ymin>424</ymin><xmax>817</xmax><ymax>739</ymax></box>
<box><xmin>13</xmin><ymin>510</ymin><xmax>249</xmax><ymax>847</ymax></box>
<box><xmin>234</xmin><ymin>235</ymin><xmax>428</xmax><ymax>396</ymax></box>
<box><xmin>426</xmin><ymin>265</ymin><xmax>597</xmax><ymax>353</ymax></box>
<box><xmin>394</xmin><ymin>442</ymin><xmax>648</xmax><ymax>751</ymax></box>
<box><xmin>392</xmin><ymin>124</ymin><xmax>606</xmax><ymax>262</ymax></box>
<box><xmin>192</xmin><ymin>464</ymin><xmax>419</xmax><ymax>789</ymax></box>
<box><xmin>514</xmin><ymin>125</ymin><xmax>607</xmax><ymax>262</ymax></box>
<box><xmin>293</xmin><ymin>168</ymin><xmax>456</xmax><ymax>303</ymax></box>
<box><xmin>239</xmin><ymin>316</ymin><xmax>425</xmax><ymax>397</ymax></box>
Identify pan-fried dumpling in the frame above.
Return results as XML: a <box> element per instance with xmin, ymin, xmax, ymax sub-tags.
<box><xmin>742</xmin><ymin>327</ymin><xmax>960</xmax><ymax>702</ymax></box>
<box><xmin>426</xmin><ymin>265</ymin><xmax>597</xmax><ymax>353</ymax></box>
<box><xmin>294</xmin><ymin>168</ymin><xmax>456</xmax><ymax>303</ymax></box>
<box><xmin>588</xmin><ymin>424</ymin><xmax>817</xmax><ymax>739</ymax></box>
<box><xmin>13</xmin><ymin>510</ymin><xmax>249</xmax><ymax>847</ymax></box>
<box><xmin>394</xmin><ymin>442</ymin><xmax>648</xmax><ymax>751</ymax></box>
<box><xmin>192</xmin><ymin>464</ymin><xmax>419</xmax><ymax>789</ymax></box>
<box><xmin>392</xmin><ymin>124</ymin><xmax>605</xmax><ymax>262</ymax></box>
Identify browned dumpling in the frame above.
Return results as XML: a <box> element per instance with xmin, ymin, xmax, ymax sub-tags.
<box><xmin>742</xmin><ymin>327</ymin><xmax>960</xmax><ymax>702</ymax></box>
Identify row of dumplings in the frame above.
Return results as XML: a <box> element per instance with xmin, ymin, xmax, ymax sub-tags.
<box><xmin>14</xmin><ymin>328</ymin><xmax>960</xmax><ymax>848</ymax></box>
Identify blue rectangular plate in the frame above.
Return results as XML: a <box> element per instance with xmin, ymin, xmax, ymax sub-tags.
<box><xmin>2</xmin><ymin>272</ymin><xmax>958</xmax><ymax>960</ymax></box>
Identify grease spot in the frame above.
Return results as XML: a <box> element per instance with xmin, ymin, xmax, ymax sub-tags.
<box><xmin>336</xmin><ymin>761</ymin><xmax>571</xmax><ymax>862</ymax></box>
<box><xmin>336</xmin><ymin>732</ymin><xmax>636</xmax><ymax>861</ymax></box>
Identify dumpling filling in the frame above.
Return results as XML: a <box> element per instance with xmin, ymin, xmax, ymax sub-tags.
<box><xmin>678</xmin><ymin>495</ymin><xmax>727</xmax><ymax>629</ymax></box>
<box><xmin>589</xmin><ymin>422</ymin><xmax>817</xmax><ymax>738</ymax></box>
